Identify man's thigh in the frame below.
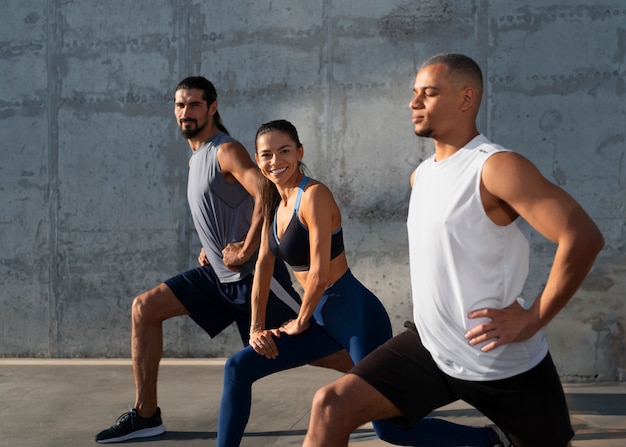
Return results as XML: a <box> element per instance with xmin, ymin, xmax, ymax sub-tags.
<box><xmin>164</xmin><ymin>266</ymin><xmax>243</xmax><ymax>338</ymax></box>
<box><xmin>350</xmin><ymin>325</ymin><xmax>456</xmax><ymax>428</ymax></box>
<box><xmin>147</xmin><ymin>283</ymin><xmax>190</xmax><ymax>318</ymax></box>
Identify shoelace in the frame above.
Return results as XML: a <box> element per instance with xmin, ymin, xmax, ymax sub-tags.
<box><xmin>115</xmin><ymin>406</ymin><xmax>136</xmax><ymax>430</ymax></box>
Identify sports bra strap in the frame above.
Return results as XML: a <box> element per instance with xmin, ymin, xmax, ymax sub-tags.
<box><xmin>293</xmin><ymin>176</ymin><xmax>310</xmax><ymax>215</ymax></box>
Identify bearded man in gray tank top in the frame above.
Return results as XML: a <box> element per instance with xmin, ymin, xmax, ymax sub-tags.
<box><xmin>302</xmin><ymin>54</ymin><xmax>604</xmax><ymax>447</ymax></box>
<box><xmin>94</xmin><ymin>77</ymin><xmax>352</xmax><ymax>444</ymax></box>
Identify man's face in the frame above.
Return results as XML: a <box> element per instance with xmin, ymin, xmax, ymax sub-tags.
<box><xmin>409</xmin><ymin>63</ymin><xmax>460</xmax><ymax>139</ymax></box>
<box><xmin>174</xmin><ymin>88</ymin><xmax>210</xmax><ymax>139</ymax></box>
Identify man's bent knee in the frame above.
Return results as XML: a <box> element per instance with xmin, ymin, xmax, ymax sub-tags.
<box><xmin>311</xmin><ymin>383</ymin><xmax>350</xmax><ymax>424</ymax></box>
<box><xmin>311</xmin><ymin>374</ymin><xmax>402</xmax><ymax>435</ymax></box>
<box><xmin>132</xmin><ymin>284</ymin><xmax>188</xmax><ymax>324</ymax></box>
<box><xmin>306</xmin><ymin>383</ymin><xmax>357</xmax><ymax>446</ymax></box>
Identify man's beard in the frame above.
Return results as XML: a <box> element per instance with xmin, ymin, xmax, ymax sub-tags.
<box><xmin>180</xmin><ymin>120</ymin><xmax>205</xmax><ymax>138</ymax></box>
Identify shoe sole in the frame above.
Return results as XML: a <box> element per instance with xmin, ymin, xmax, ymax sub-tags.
<box><xmin>95</xmin><ymin>424</ymin><xmax>165</xmax><ymax>443</ymax></box>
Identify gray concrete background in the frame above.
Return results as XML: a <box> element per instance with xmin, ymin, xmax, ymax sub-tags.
<box><xmin>0</xmin><ymin>1</ymin><xmax>624</xmax><ymax>381</ymax></box>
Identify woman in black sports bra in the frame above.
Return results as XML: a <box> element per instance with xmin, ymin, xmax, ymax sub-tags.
<box><xmin>215</xmin><ymin>120</ymin><xmax>392</xmax><ymax>446</ymax></box>
<box><xmin>252</xmin><ymin>120</ymin><xmax>391</xmax><ymax>350</ymax></box>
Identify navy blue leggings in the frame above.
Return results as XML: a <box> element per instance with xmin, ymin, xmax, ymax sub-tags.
<box><xmin>216</xmin><ymin>270</ymin><xmax>495</xmax><ymax>446</ymax></box>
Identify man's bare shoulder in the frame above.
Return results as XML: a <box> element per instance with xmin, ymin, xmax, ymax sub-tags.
<box><xmin>216</xmin><ymin>139</ymin><xmax>249</xmax><ymax>157</ymax></box>
<box><xmin>482</xmin><ymin>150</ymin><xmax>540</xmax><ymax>188</ymax></box>
<box><xmin>216</xmin><ymin>140</ymin><xmax>255</xmax><ymax>174</ymax></box>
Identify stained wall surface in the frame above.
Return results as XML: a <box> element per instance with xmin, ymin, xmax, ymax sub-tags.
<box><xmin>1</xmin><ymin>0</ymin><xmax>624</xmax><ymax>381</ymax></box>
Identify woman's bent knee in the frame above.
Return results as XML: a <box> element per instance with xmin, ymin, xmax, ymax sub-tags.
<box><xmin>223</xmin><ymin>353</ymin><xmax>247</xmax><ymax>384</ymax></box>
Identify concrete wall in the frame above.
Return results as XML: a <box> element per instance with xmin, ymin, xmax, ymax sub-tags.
<box><xmin>1</xmin><ymin>0</ymin><xmax>624</xmax><ymax>381</ymax></box>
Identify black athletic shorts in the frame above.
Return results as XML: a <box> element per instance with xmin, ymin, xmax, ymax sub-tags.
<box><xmin>165</xmin><ymin>258</ymin><xmax>300</xmax><ymax>345</ymax></box>
<box><xmin>350</xmin><ymin>323</ymin><xmax>574</xmax><ymax>447</ymax></box>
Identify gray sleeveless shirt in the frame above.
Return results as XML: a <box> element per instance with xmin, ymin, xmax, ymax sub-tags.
<box><xmin>187</xmin><ymin>132</ymin><xmax>256</xmax><ymax>283</ymax></box>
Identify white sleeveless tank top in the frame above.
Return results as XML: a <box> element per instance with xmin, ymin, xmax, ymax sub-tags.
<box><xmin>408</xmin><ymin>134</ymin><xmax>547</xmax><ymax>380</ymax></box>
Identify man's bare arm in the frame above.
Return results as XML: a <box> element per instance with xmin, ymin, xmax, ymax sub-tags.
<box><xmin>466</xmin><ymin>152</ymin><xmax>604</xmax><ymax>351</ymax></box>
<box><xmin>217</xmin><ymin>141</ymin><xmax>264</xmax><ymax>269</ymax></box>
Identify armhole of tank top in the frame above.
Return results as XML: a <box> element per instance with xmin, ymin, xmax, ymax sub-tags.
<box><xmin>477</xmin><ymin>148</ymin><xmax>510</xmax><ymax>226</ymax></box>
<box><xmin>477</xmin><ymin>148</ymin><xmax>504</xmax><ymax>193</ymax></box>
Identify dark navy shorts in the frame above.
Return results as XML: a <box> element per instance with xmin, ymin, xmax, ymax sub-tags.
<box><xmin>165</xmin><ymin>258</ymin><xmax>300</xmax><ymax>346</ymax></box>
<box><xmin>350</xmin><ymin>323</ymin><xmax>574</xmax><ymax>447</ymax></box>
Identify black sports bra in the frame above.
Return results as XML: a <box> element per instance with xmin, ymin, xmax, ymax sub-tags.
<box><xmin>268</xmin><ymin>177</ymin><xmax>345</xmax><ymax>272</ymax></box>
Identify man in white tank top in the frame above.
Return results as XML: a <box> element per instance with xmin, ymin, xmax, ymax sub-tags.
<box><xmin>303</xmin><ymin>54</ymin><xmax>604</xmax><ymax>447</ymax></box>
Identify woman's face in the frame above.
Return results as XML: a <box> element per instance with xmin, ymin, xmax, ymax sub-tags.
<box><xmin>255</xmin><ymin>130</ymin><xmax>303</xmax><ymax>187</ymax></box>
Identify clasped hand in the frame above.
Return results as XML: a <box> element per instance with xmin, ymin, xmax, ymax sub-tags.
<box><xmin>250</xmin><ymin>319</ymin><xmax>310</xmax><ymax>359</ymax></box>
<box><xmin>222</xmin><ymin>241</ymin><xmax>246</xmax><ymax>272</ymax></box>
<box><xmin>464</xmin><ymin>300</ymin><xmax>539</xmax><ymax>352</ymax></box>
<box><xmin>249</xmin><ymin>329</ymin><xmax>281</xmax><ymax>359</ymax></box>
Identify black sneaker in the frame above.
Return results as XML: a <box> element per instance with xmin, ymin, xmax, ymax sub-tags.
<box><xmin>95</xmin><ymin>407</ymin><xmax>165</xmax><ymax>443</ymax></box>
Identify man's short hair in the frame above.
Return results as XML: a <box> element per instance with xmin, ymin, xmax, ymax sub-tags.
<box><xmin>421</xmin><ymin>53</ymin><xmax>483</xmax><ymax>94</ymax></box>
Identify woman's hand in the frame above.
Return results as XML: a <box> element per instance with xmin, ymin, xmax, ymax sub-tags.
<box><xmin>249</xmin><ymin>329</ymin><xmax>280</xmax><ymax>359</ymax></box>
<box><xmin>279</xmin><ymin>318</ymin><xmax>310</xmax><ymax>336</ymax></box>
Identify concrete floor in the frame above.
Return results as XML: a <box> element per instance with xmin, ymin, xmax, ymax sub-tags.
<box><xmin>1</xmin><ymin>359</ymin><xmax>624</xmax><ymax>447</ymax></box>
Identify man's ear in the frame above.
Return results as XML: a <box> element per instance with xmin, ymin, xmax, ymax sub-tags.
<box><xmin>209</xmin><ymin>100</ymin><xmax>218</xmax><ymax>115</ymax></box>
<box><xmin>460</xmin><ymin>87</ymin><xmax>476</xmax><ymax>113</ymax></box>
